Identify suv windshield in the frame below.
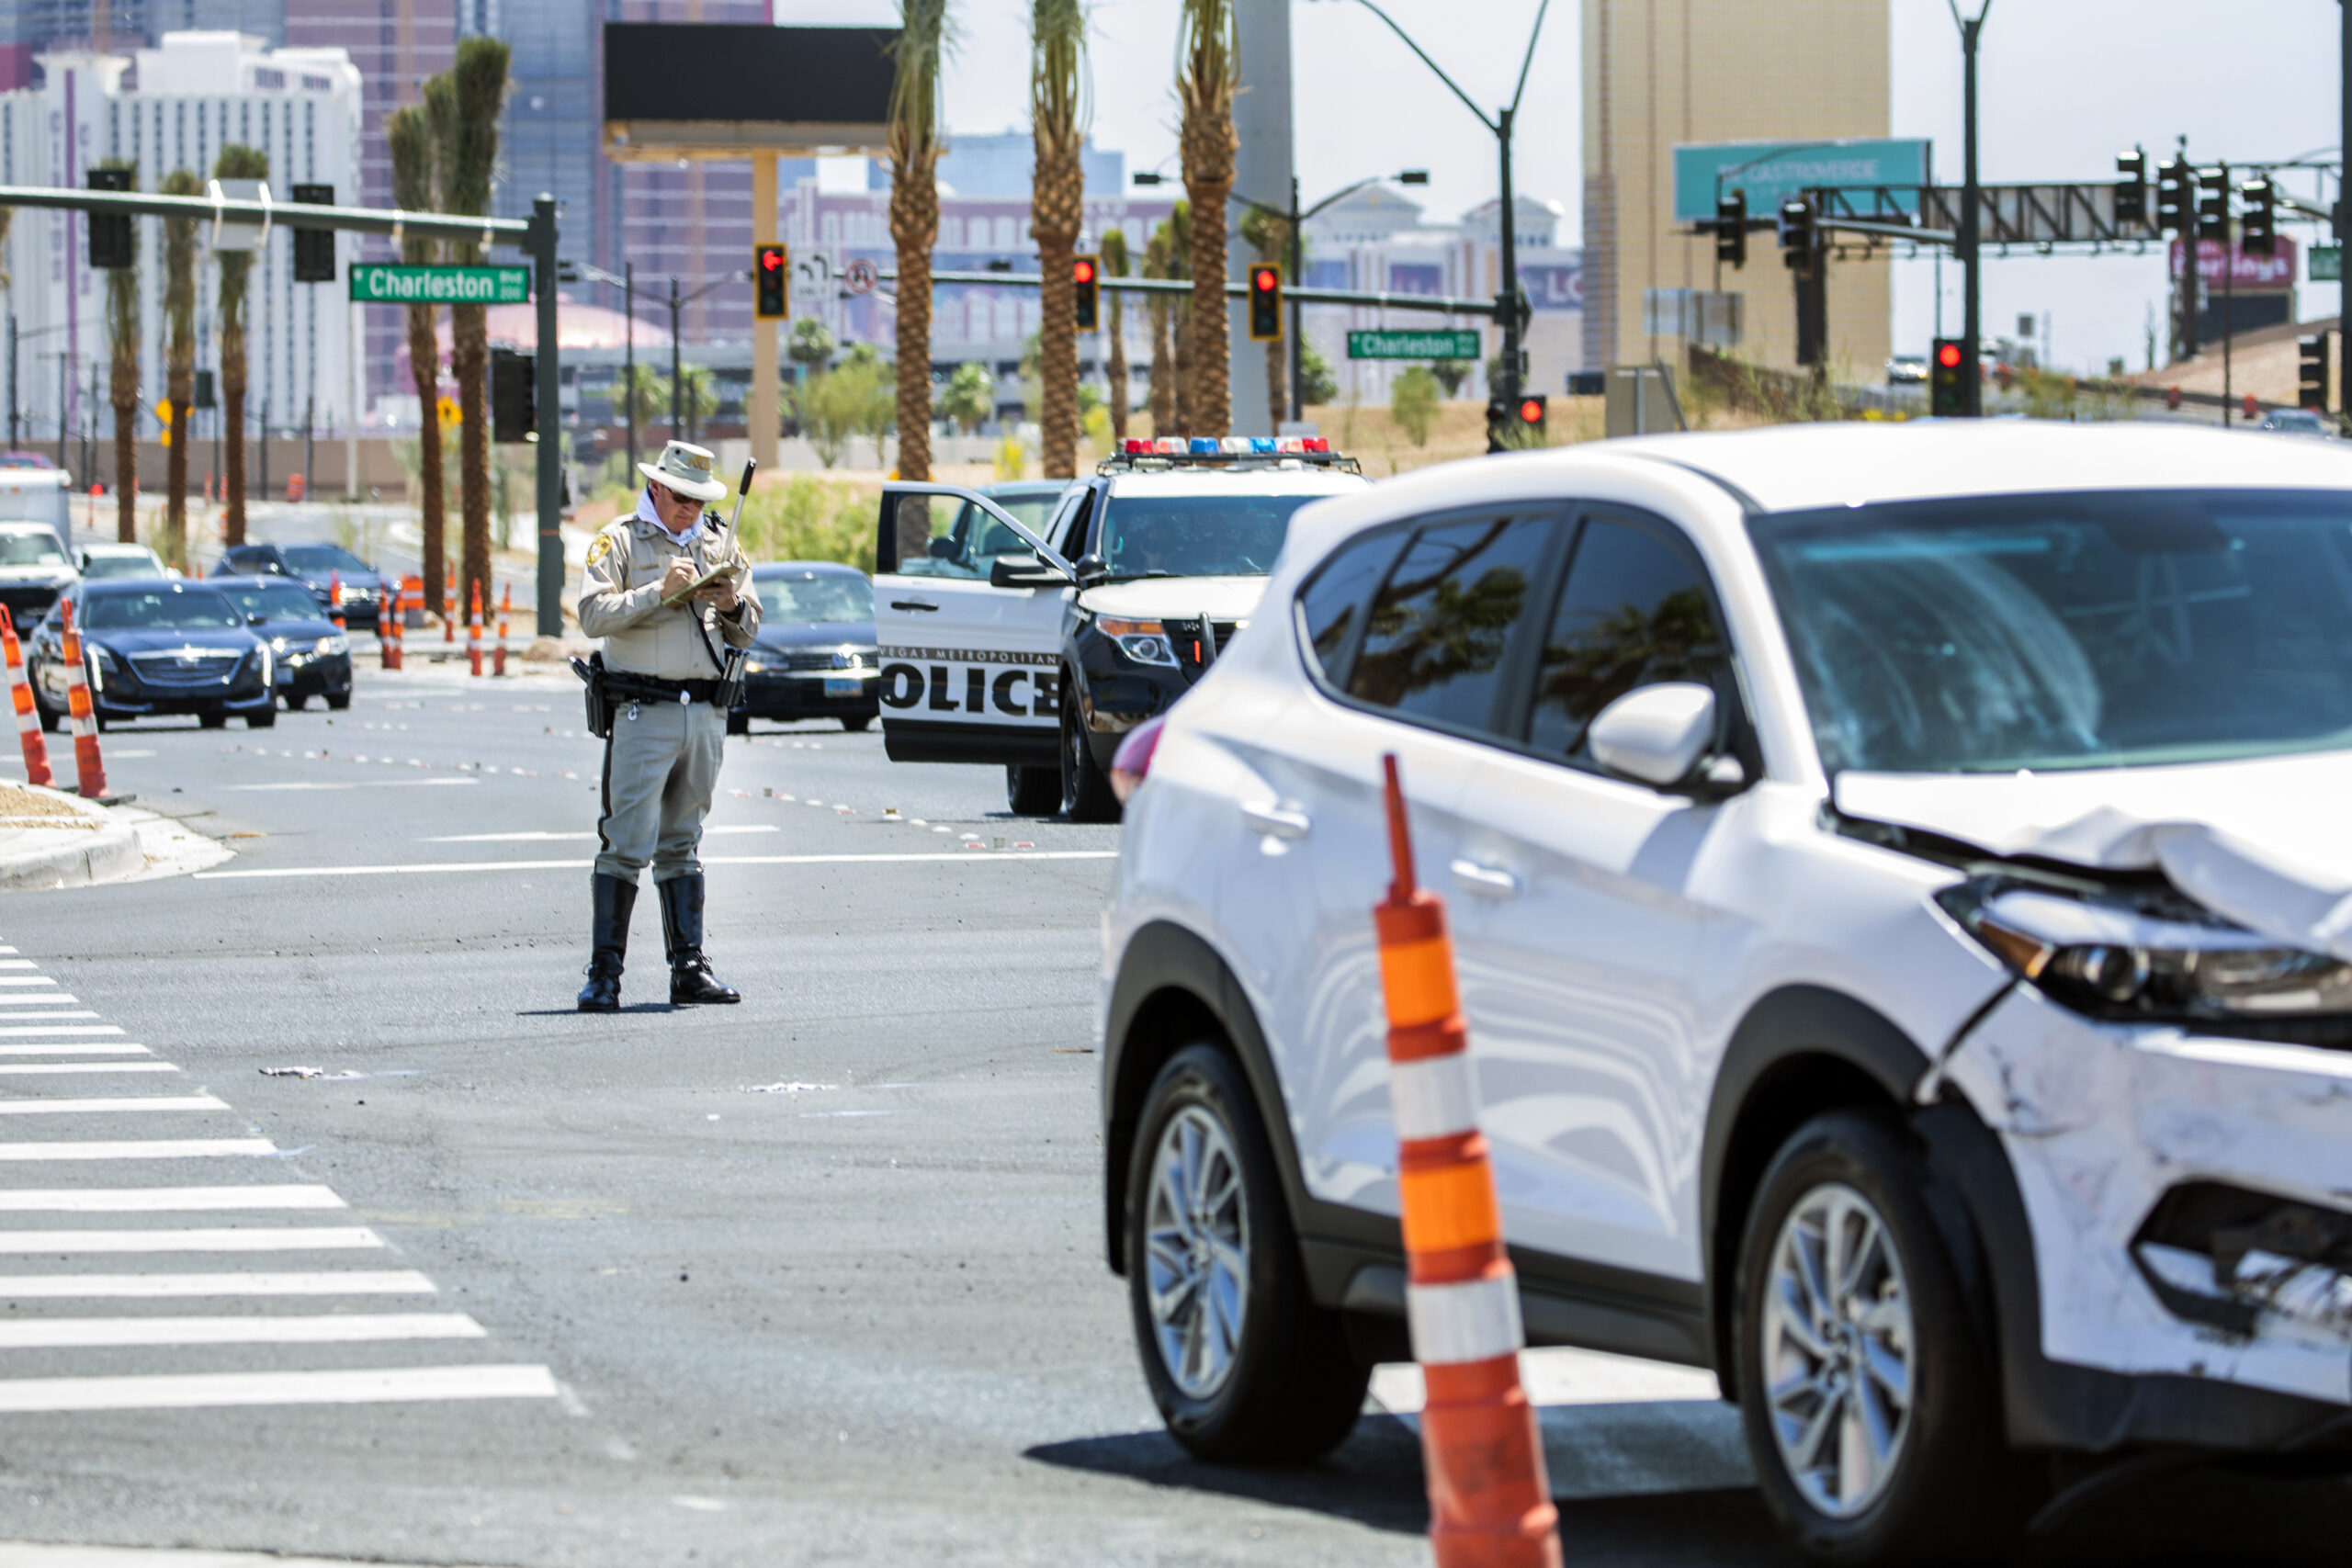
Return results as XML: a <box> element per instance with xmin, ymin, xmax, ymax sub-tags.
<box><xmin>221</xmin><ymin>581</ymin><xmax>322</xmax><ymax>621</ymax></box>
<box><xmin>1754</xmin><ymin>489</ymin><xmax>2352</xmax><ymax>774</ymax></box>
<box><xmin>281</xmin><ymin>544</ymin><xmax>369</xmax><ymax>574</ymax></box>
<box><xmin>1099</xmin><ymin>492</ymin><xmax>1320</xmax><ymax>579</ymax></box>
<box><xmin>84</xmin><ymin>587</ymin><xmax>243</xmax><ymax>631</ymax></box>
<box><xmin>0</xmin><ymin>532</ymin><xmax>64</xmax><ymax>567</ymax></box>
<box><xmin>752</xmin><ymin>570</ymin><xmax>871</xmax><ymax>623</ymax></box>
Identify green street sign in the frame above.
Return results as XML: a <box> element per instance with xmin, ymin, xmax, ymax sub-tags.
<box><xmin>1348</xmin><ymin>329</ymin><xmax>1481</xmax><ymax>361</ymax></box>
<box><xmin>2312</xmin><ymin>245</ymin><xmax>2342</xmax><ymax>282</ymax></box>
<box><xmin>348</xmin><ymin>264</ymin><xmax>532</xmax><ymax>305</ymax></box>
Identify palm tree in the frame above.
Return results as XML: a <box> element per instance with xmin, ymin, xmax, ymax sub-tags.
<box><xmin>386</xmin><ymin>103</ymin><xmax>447</xmax><ymax>618</ymax></box>
<box><xmin>888</xmin><ymin>0</ymin><xmax>951</xmax><ymax>484</ymax></box>
<box><xmin>210</xmin><ymin>143</ymin><xmax>266</xmax><ymax>547</ymax></box>
<box><xmin>158</xmin><ymin>167</ymin><xmax>201</xmax><ymax>572</ymax></box>
<box><xmin>1176</xmin><ymin>0</ymin><xmax>1237</xmax><ymax>437</ymax></box>
<box><xmin>1028</xmin><ymin>0</ymin><xmax>1089</xmax><ymax>479</ymax></box>
<box><xmin>1238</xmin><ymin>206</ymin><xmax>1289</xmax><ymax>432</ymax></box>
<box><xmin>99</xmin><ymin>160</ymin><xmax>138</xmax><ymax>544</ymax></box>
<box><xmin>439</xmin><ymin>39</ymin><xmax>509</xmax><ymax>623</ymax></box>
<box><xmin>1098</xmin><ymin>227</ymin><xmax>1130</xmax><ymax>443</ymax></box>
<box><xmin>1144</xmin><ymin>217</ymin><xmax>1177</xmax><ymax>434</ymax></box>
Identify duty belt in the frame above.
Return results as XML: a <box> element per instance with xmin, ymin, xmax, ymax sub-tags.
<box><xmin>604</xmin><ymin>670</ymin><xmax>724</xmax><ymax>705</ymax></box>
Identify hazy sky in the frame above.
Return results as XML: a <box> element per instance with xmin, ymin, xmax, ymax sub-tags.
<box><xmin>776</xmin><ymin>0</ymin><xmax>2344</xmax><ymax>373</ymax></box>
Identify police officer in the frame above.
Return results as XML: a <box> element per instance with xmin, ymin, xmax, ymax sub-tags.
<box><xmin>576</xmin><ymin>440</ymin><xmax>763</xmax><ymax>1011</ymax></box>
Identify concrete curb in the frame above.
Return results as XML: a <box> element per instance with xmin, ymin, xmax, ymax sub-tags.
<box><xmin>0</xmin><ymin>788</ymin><xmax>146</xmax><ymax>893</ymax></box>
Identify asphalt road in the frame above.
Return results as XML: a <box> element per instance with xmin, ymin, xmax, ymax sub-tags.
<box><xmin>0</xmin><ymin>664</ymin><xmax>2342</xmax><ymax>1567</ymax></box>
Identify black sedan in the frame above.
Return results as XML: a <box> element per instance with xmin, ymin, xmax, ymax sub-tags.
<box><xmin>30</xmin><ymin>580</ymin><xmax>277</xmax><ymax>731</ymax></box>
<box><xmin>214</xmin><ymin>541</ymin><xmax>389</xmax><ymax>630</ymax></box>
<box><xmin>215</xmin><ymin>575</ymin><xmax>354</xmax><ymax>710</ymax></box>
<box><xmin>728</xmin><ymin>561</ymin><xmax>879</xmax><ymax>734</ymax></box>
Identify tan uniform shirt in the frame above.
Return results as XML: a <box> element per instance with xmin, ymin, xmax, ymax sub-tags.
<box><xmin>578</xmin><ymin>504</ymin><xmax>763</xmax><ymax>679</ymax></box>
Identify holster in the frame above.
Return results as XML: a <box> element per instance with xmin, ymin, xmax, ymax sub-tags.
<box><xmin>713</xmin><ymin>645</ymin><xmax>748</xmax><ymax>712</ymax></box>
<box><xmin>571</xmin><ymin>652</ymin><xmax>615</xmax><ymax>739</ymax></box>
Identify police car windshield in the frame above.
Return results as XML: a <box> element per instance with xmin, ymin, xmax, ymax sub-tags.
<box><xmin>84</xmin><ymin>587</ymin><xmax>243</xmax><ymax>630</ymax></box>
<box><xmin>753</xmin><ymin>571</ymin><xmax>872</xmax><ymax>624</ymax></box>
<box><xmin>1099</xmin><ymin>494</ymin><xmax>1316</xmax><ymax>579</ymax></box>
<box><xmin>222</xmin><ymin>581</ymin><xmax>322</xmax><ymax>622</ymax></box>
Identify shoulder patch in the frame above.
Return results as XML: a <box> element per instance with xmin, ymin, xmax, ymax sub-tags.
<box><xmin>586</xmin><ymin>532</ymin><xmax>614</xmax><ymax>566</ymax></box>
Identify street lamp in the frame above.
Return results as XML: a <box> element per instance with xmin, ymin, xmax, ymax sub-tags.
<box><xmin>1951</xmin><ymin>0</ymin><xmax>1995</xmax><ymax>417</ymax></box>
<box><xmin>1311</xmin><ymin>0</ymin><xmax>1552</xmax><ymax>401</ymax></box>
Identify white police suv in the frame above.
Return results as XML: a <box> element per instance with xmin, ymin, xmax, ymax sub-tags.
<box><xmin>870</xmin><ymin>439</ymin><xmax>1369</xmax><ymax>819</ymax></box>
<box><xmin>1099</xmin><ymin>422</ymin><xmax>2352</xmax><ymax>1563</ymax></box>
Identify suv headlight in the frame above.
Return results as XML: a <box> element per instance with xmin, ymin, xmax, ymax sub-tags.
<box><xmin>1098</xmin><ymin>616</ymin><xmax>1177</xmax><ymax>668</ymax></box>
<box><xmin>1939</xmin><ymin>874</ymin><xmax>2352</xmax><ymax>1023</ymax></box>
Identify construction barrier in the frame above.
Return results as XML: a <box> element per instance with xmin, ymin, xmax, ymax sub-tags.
<box><xmin>56</xmin><ymin>600</ymin><xmax>107</xmax><ymax>800</ymax></box>
<box><xmin>1375</xmin><ymin>754</ymin><xmax>1561</xmax><ymax>1568</ymax></box>
<box><xmin>467</xmin><ymin>580</ymin><xmax>483</xmax><ymax>678</ymax></box>
<box><xmin>492</xmin><ymin>582</ymin><xmax>510</xmax><ymax>677</ymax></box>
<box><xmin>0</xmin><ymin>606</ymin><xmax>53</xmax><ymax>788</ymax></box>
<box><xmin>380</xmin><ymin>583</ymin><xmax>404</xmax><ymax>671</ymax></box>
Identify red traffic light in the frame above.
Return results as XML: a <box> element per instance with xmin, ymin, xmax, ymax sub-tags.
<box><xmin>1936</xmin><ymin>342</ymin><xmax>1962</xmax><ymax>368</ymax></box>
<box><xmin>1252</xmin><ymin>266</ymin><xmax>1279</xmax><ymax>292</ymax></box>
<box><xmin>1073</xmin><ymin>259</ymin><xmax>1095</xmax><ymax>284</ymax></box>
<box><xmin>1518</xmin><ymin>399</ymin><xmax>1544</xmax><ymax>424</ymax></box>
<box><xmin>760</xmin><ymin>248</ymin><xmax>784</xmax><ymax>273</ymax></box>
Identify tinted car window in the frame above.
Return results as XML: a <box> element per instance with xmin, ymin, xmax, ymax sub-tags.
<box><xmin>84</xmin><ymin>587</ymin><xmax>243</xmax><ymax>630</ymax></box>
<box><xmin>1295</xmin><ymin>526</ymin><xmax>1408</xmax><ymax>686</ymax></box>
<box><xmin>1529</xmin><ymin>515</ymin><xmax>1730</xmax><ymax>762</ymax></box>
<box><xmin>752</xmin><ymin>571</ymin><xmax>872</xmax><ymax>623</ymax></box>
<box><xmin>221</xmin><ymin>581</ymin><xmax>323</xmax><ymax>621</ymax></box>
<box><xmin>1348</xmin><ymin>514</ymin><xmax>1555</xmax><ymax>738</ymax></box>
<box><xmin>281</xmin><ymin>545</ymin><xmax>369</xmax><ymax>573</ymax></box>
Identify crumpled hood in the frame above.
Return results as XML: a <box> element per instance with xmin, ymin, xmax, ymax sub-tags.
<box><xmin>1837</xmin><ymin>753</ymin><xmax>2352</xmax><ymax>960</ymax></box>
<box><xmin>1077</xmin><ymin>575</ymin><xmax>1267</xmax><ymax>624</ymax></box>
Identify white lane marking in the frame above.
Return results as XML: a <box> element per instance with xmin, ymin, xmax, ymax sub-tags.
<box><xmin>424</xmin><ymin>824</ymin><xmax>779</xmax><ymax>842</ymax></box>
<box><xmin>0</xmin><ymin>960</ymin><xmax>35</xmax><ymax>968</ymax></box>
<box><xmin>0</xmin><ymin>1313</ymin><xmax>483</xmax><ymax>1349</ymax></box>
<box><xmin>1369</xmin><ymin>1347</ymin><xmax>1724</xmax><ymax>1415</ymax></box>
<box><xmin>0</xmin><ymin>1043</ymin><xmax>151</xmax><ymax>1055</ymax></box>
<box><xmin>0</xmin><ymin>1362</ymin><xmax>558</xmax><ymax>1412</ymax></box>
<box><xmin>0</xmin><ymin>1026</ymin><xmax>122</xmax><ymax>1038</ymax></box>
<box><xmin>0</xmin><ymin>1186</ymin><xmax>345</xmax><ymax>1212</ymax></box>
<box><xmin>0</xmin><ymin>978</ymin><xmax>61</xmax><ymax>987</ymax></box>
<box><xmin>228</xmin><ymin>779</ymin><xmax>481</xmax><ymax>791</ymax></box>
<box><xmin>0</xmin><ymin>996</ymin><xmax>79</xmax><ymax>1006</ymax></box>
<box><xmin>0</xmin><ymin>1013</ymin><xmax>101</xmax><ymax>1022</ymax></box>
<box><xmin>0</xmin><ymin>1063</ymin><xmax>180</xmax><ymax>1076</ymax></box>
<box><xmin>197</xmin><ymin>851</ymin><xmax>1122</xmax><ymax>880</ymax></box>
<box><xmin>0</xmin><ymin>1096</ymin><xmax>229</xmax><ymax>1114</ymax></box>
<box><xmin>0</xmin><ymin>1270</ymin><xmax>434</xmax><ymax>1297</ymax></box>
<box><xmin>0</xmin><ymin>1227</ymin><xmax>382</xmax><ymax>1253</ymax></box>
<box><xmin>0</xmin><ymin>1140</ymin><xmax>277</xmax><ymax>1160</ymax></box>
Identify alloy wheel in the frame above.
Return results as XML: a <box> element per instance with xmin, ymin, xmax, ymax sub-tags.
<box><xmin>1142</xmin><ymin>1103</ymin><xmax>1250</xmax><ymax>1400</ymax></box>
<box><xmin>1763</xmin><ymin>1180</ymin><xmax>1917</xmax><ymax>1519</ymax></box>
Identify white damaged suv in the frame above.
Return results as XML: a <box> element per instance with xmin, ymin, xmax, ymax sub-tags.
<box><xmin>1098</xmin><ymin>423</ymin><xmax>2352</xmax><ymax>1562</ymax></box>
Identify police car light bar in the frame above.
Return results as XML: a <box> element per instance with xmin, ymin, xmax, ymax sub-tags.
<box><xmin>1104</xmin><ymin>435</ymin><xmax>1353</xmax><ymax>473</ymax></box>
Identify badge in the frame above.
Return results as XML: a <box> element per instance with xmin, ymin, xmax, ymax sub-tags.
<box><xmin>586</xmin><ymin>532</ymin><xmax>614</xmax><ymax>566</ymax></box>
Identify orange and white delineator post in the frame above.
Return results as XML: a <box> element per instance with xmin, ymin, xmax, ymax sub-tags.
<box><xmin>467</xmin><ymin>580</ymin><xmax>483</xmax><ymax>678</ymax></box>
<box><xmin>328</xmin><ymin>571</ymin><xmax>346</xmax><ymax>630</ymax></box>
<box><xmin>444</xmin><ymin>559</ymin><xmax>458</xmax><ymax>643</ymax></box>
<box><xmin>380</xmin><ymin>583</ymin><xmax>404</xmax><ymax>671</ymax></box>
<box><xmin>1375</xmin><ymin>754</ymin><xmax>1562</xmax><ymax>1568</ymax></box>
<box><xmin>492</xmin><ymin>581</ymin><xmax>510</xmax><ymax>677</ymax></box>
<box><xmin>56</xmin><ymin>600</ymin><xmax>107</xmax><ymax>800</ymax></box>
<box><xmin>0</xmin><ymin>606</ymin><xmax>53</xmax><ymax>788</ymax></box>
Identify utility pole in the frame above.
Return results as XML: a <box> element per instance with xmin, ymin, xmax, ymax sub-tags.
<box><xmin>1288</xmin><ymin>175</ymin><xmax>1304</xmax><ymax>423</ymax></box>
<box><xmin>55</xmin><ymin>354</ymin><xmax>66</xmax><ymax>470</ymax></box>
<box><xmin>1953</xmin><ymin>0</ymin><xmax>1993</xmax><ymax>417</ymax></box>
<box><xmin>7</xmin><ymin>315</ymin><xmax>16</xmax><ymax>451</ymax></box>
<box><xmin>669</xmin><ymin>276</ymin><xmax>683</xmax><ymax>438</ymax></box>
<box><xmin>625</xmin><ymin>260</ymin><xmax>637</xmax><ymax>474</ymax></box>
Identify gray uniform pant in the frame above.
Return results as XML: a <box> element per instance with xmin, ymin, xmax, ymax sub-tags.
<box><xmin>594</xmin><ymin>695</ymin><xmax>726</xmax><ymax>884</ymax></box>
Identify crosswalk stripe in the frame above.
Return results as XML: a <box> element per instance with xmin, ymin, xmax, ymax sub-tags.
<box><xmin>0</xmin><ymin>1064</ymin><xmax>180</xmax><ymax>1076</ymax></box>
<box><xmin>0</xmin><ymin>1097</ymin><xmax>229</xmax><ymax>1115</ymax></box>
<box><xmin>0</xmin><ymin>1313</ymin><xmax>485</xmax><ymax>1348</ymax></box>
<box><xmin>0</xmin><ymin>1227</ymin><xmax>381</xmax><ymax>1253</ymax></box>
<box><xmin>0</xmin><ymin>1141</ymin><xmax>277</xmax><ymax>1160</ymax></box>
<box><xmin>0</xmin><ymin>1026</ymin><xmax>122</xmax><ymax>1038</ymax></box>
<box><xmin>0</xmin><ymin>1044</ymin><xmax>151</xmax><ymax>1055</ymax></box>
<box><xmin>0</xmin><ymin>1362</ymin><xmax>558</xmax><ymax>1412</ymax></box>
<box><xmin>0</xmin><ymin>996</ymin><xmax>78</xmax><ymax>1006</ymax></box>
<box><xmin>0</xmin><ymin>1187</ymin><xmax>345</xmax><ymax>1212</ymax></box>
<box><xmin>0</xmin><ymin>1271</ymin><xmax>434</xmax><ymax>1297</ymax></box>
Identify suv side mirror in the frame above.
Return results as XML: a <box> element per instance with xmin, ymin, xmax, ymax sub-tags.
<box><xmin>1588</xmin><ymin>682</ymin><xmax>1720</xmax><ymax>790</ymax></box>
<box><xmin>926</xmin><ymin>536</ymin><xmax>959</xmax><ymax>560</ymax></box>
<box><xmin>247</xmin><ymin>613</ymin><xmax>268</xmax><ymax>626</ymax></box>
<box><xmin>989</xmin><ymin>551</ymin><xmax>1074</xmax><ymax>589</ymax></box>
<box><xmin>1073</xmin><ymin>552</ymin><xmax>1109</xmax><ymax>587</ymax></box>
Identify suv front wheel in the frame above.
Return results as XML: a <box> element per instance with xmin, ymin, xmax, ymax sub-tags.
<box><xmin>1125</xmin><ymin>1043</ymin><xmax>1367</xmax><ymax>1462</ymax></box>
<box><xmin>1059</xmin><ymin>678</ymin><xmax>1121</xmax><ymax>823</ymax></box>
<box><xmin>1736</xmin><ymin>1109</ymin><xmax>2030</xmax><ymax>1565</ymax></box>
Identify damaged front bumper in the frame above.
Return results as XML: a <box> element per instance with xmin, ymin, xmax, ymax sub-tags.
<box><xmin>1938</xmin><ymin>983</ymin><xmax>2352</xmax><ymax>1438</ymax></box>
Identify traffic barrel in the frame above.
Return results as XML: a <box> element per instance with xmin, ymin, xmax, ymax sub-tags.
<box><xmin>380</xmin><ymin>582</ymin><xmax>404</xmax><ymax>671</ymax></box>
<box><xmin>329</xmin><ymin>571</ymin><xmax>346</xmax><ymax>631</ymax></box>
<box><xmin>56</xmin><ymin>600</ymin><xmax>107</xmax><ymax>800</ymax></box>
<box><xmin>492</xmin><ymin>581</ymin><xmax>510</xmax><ymax>677</ymax></box>
<box><xmin>1374</xmin><ymin>753</ymin><xmax>1560</xmax><ymax>1568</ymax></box>
<box><xmin>467</xmin><ymin>579</ymin><xmax>483</xmax><ymax>678</ymax></box>
<box><xmin>0</xmin><ymin>606</ymin><xmax>53</xmax><ymax>788</ymax></box>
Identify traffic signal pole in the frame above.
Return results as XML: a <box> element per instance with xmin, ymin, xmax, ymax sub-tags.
<box><xmin>531</xmin><ymin>195</ymin><xmax>561</xmax><ymax>637</ymax></box>
<box><xmin>1954</xmin><ymin>1</ymin><xmax>1993</xmax><ymax>418</ymax></box>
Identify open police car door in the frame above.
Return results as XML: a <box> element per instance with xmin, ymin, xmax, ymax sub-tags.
<box><xmin>872</xmin><ymin>483</ymin><xmax>1075</xmax><ymax>766</ymax></box>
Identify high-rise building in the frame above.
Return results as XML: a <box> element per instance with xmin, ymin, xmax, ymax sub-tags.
<box><xmin>1581</xmin><ymin>0</ymin><xmax>1890</xmax><ymax>377</ymax></box>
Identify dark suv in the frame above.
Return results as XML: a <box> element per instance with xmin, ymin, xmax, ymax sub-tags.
<box><xmin>215</xmin><ymin>542</ymin><xmax>388</xmax><ymax>630</ymax></box>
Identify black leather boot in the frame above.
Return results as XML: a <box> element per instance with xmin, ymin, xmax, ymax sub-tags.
<box><xmin>576</xmin><ymin>874</ymin><xmax>637</xmax><ymax>1012</ymax></box>
<box><xmin>658</xmin><ymin>874</ymin><xmax>740</xmax><ymax>1005</ymax></box>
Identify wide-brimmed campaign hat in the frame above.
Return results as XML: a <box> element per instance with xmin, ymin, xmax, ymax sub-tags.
<box><xmin>637</xmin><ymin>439</ymin><xmax>728</xmax><ymax>503</ymax></box>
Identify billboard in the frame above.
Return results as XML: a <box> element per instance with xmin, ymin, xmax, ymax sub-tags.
<box><xmin>1672</xmin><ymin>139</ymin><xmax>1932</xmax><ymax>223</ymax></box>
<box><xmin>1521</xmin><ymin>264</ymin><xmax>1583</xmax><ymax>311</ymax></box>
<box><xmin>2170</xmin><ymin>237</ymin><xmax>2298</xmax><ymax>292</ymax></box>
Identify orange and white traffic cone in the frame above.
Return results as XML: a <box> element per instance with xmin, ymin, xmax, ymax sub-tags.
<box><xmin>444</xmin><ymin>559</ymin><xmax>458</xmax><ymax>643</ymax></box>
<box><xmin>381</xmin><ymin>584</ymin><xmax>404</xmax><ymax>671</ymax></box>
<box><xmin>57</xmin><ymin>600</ymin><xmax>107</xmax><ymax>801</ymax></box>
<box><xmin>492</xmin><ymin>582</ymin><xmax>510</xmax><ymax>677</ymax></box>
<box><xmin>0</xmin><ymin>606</ymin><xmax>53</xmax><ymax>788</ymax></box>
<box><xmin>1375</xmin><ymin>754</ymin><xmax>1561</xmax><ymax>1568</ymax></box>
<box><xmin>329</xmin><ymin>571</ymin><xmax>346</xmax><ymax>631</ymax></box>
<box><xmin>467</xmin><ymin>580</ymin><xmax>483</xmax><ymax>678</ymax></box>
